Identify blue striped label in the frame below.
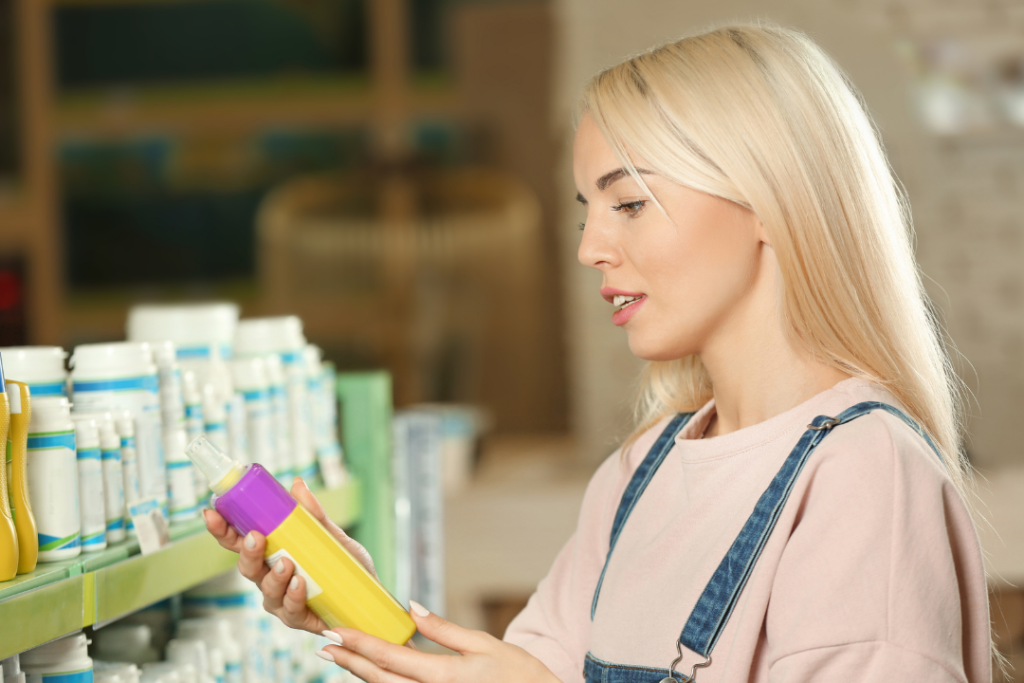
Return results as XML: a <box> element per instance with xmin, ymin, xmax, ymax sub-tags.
<box><xmin>101</xmin><ymin>448</ymin><xmax>120</xmax><ymax>461</ymax></box>
<box><xmin>28</xmin><ymin>431</ymin><xmax>76</xmax><ymax>450</ymax></box>
<box><xmin>280</xmin><ymin>351</ymin><xmax>302</xmax><ymax>364</ymax></box>
<box><xmin>186</xmin><ymin>404</ymin><xmax>203</xmax><ymax>418</ymax></box>
<box><xmin>107</xmin><ymin>517</ymin><xmax>125</xmax><ymax>532</ymax></box>
<box><xmin>242</xmin><ymin>389</ymin><xmax>270</xmax><ymax>402</ymax></box>
<box><xmin>40</xmin><ymin>669</ymin><xmax>93</xmax><ymax>683</ymax></box>
<box><xmin>121</xmin><ymin>436</ymin><xmax>136</xmax><ymax>449</ymax></box>
<box><xmin>205</xmin><ymin>422</ymin><xmax>227</xmax><ymax>432</ymax></box>
<box><xmin>269</xmin><ymin>386</ymin><xmax>285</xmax><ymax>397</ymax></box>
<box><xmin>82</xmin><ymin>529</ymin><xmax>106</xmax><ymax>547</ymax></box>
<box><xmin>167</xmin><ymin>461</ymin><xmax>193</xmax><ymax>470</ymax></box>
<box><xmin>129</xmin><ymin>498</ymin><xmax>160</xmax><ymax>517</ymax></box>
<box><xmin>39</xmin><ymin>531</ymin><xmax>81</xmax><ymax>551</ymax></box>
<box><xmin>177</xmin><ymin>345</ymin><xmax>212</xmax><ymax>360</ymax></box>
<box><xmin>77</xmin><ymin>447</ymin><xmax>101</xmax><ymax>461</ymax></box>
<box><xmin>184</xmin><ymin>593</ymin><xmax>255</xmax><ymax>609</ymax></box>
<box><xmin>29</xmin><ymin>381</ymin><xmax>67</xmax><ymax>397</ymax></box>
<box><xmin>73</xmin><ymin>375</ymin><xmax>159</xmax><ymax>393</ymax></box>
<box><xmin>298</xmin><ymin>464</ymin><xmax>318</xmax><ymax>479</ymax></box>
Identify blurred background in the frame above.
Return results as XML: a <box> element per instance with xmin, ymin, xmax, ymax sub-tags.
<box><xmin>3</xmin><ymin>0</ymin><xmax>1024</xmax><ymax>674</ymax></box>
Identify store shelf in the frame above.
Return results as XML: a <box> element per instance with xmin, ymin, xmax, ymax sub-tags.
<box><xmin>0</xmin><ymin>478</ymin><xmax>360</xmax><ymax>659</ymax></box>
<box><xmin>55</xmin><ymin>79</ymin><xmax>458</xmax><ymax>138</ymax></box>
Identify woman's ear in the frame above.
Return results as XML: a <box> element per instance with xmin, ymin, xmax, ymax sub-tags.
<box><xmin>753</xmin><ymin>216</ymin><xmax>771</xmax><ymax>247</ymax></box>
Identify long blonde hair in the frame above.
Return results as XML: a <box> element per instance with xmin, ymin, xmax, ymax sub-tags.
<box><xmin>581</xmin><ymin>24</ymin><xmax>971</xmax><ymax>494</ymax></box>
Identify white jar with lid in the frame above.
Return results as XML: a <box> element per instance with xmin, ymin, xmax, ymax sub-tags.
<box><xmin>27</xmin><ymin>397</ymin><xmax>80</xmax><ymax>561</ymax></box>
<box><xmin>69</xmin><ymin>415</ymin><xmax>107</xmax><ymax>552</ymax></box>
<box><xmin>72</xmin><ymin>411</ymin><xmax>125</xmax><ymax>543</ymax></box>
<box><xmin>70</xmin><ymin>343</ymin><xmax>166</xmax><ymax>520</ymax></box>
<box><xmin>20</xmin><ymin>631</ymin><xmax>93</xmax><ymax>683</ymax></box>
<box><xmin>0</xmin><ymin>346</ymin><xmax>68</xmax><ymax>398</ymax></box>
<box><xmin>163</xmin><ymin>424</ymin><xmax>198</xmax><ymax>522</ymax></box>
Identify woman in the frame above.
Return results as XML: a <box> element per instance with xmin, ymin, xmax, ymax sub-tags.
<box><xmin>204</xmin><ymin>24</ymin><xmax>991</xmax><ymax>682</ymax></box>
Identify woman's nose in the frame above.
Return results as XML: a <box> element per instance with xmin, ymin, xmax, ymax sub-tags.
<box><xmin>578</xmin><ymin>220</ymin><xmax>618</xmax><ymax>270</ymax></box>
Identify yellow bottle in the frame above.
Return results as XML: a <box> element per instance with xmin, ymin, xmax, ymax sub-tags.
<box><xmin>186</xmin><ymin>435</ymin><xmax>416</xmax><ymax>644</ymax></box>
<box><xmin>0</xmin><ymin>357</ymin><xmax>16</xmax><ymax>580</ymax></box>
<box><xmin>8</xmin><ymin>380</ymin><xmax>36</xmax><ymax>573</ymax></box>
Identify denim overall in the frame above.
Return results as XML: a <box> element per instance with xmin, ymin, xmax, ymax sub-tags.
<box><xmin>584</xmin><ymin>401</ymin><xmax>943</xmax><ymax>683</ymax></box>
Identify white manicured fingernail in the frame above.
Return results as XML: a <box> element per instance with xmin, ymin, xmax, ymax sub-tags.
<box><xmin>314</xmin><ymin>650</ymin><xmax>334</xmax><ymax>662</ymax></box>
<box><xmin>244</xmin><ymin>533</ymin><xmax>256</xmax><ymax>551</ymax></box>
<box><xmin>289</xmin><ymin>576</ymin><xmax>299</xmax><ymax>591</ymax></box>
<box><xmin>273</xmin><ymin>559</ymin><xmax>286</xmax><ymax>575</ymax></box>
<box><xmin>409</xmin><ymin>600</ymin><xmax>430</xmax><ymax>617</ymax></box>
<box><xmin>321</xmin><ymin>630</ymin><xmax>343</xmax><ymax>646</ymax></box>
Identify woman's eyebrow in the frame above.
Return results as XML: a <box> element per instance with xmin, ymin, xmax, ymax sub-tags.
<box><xmin>596</xmin><ymin>167</ymin><xmax>653</xmax><ymax>191</ymax></box>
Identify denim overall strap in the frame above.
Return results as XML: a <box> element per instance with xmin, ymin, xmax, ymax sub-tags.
<box><xmin>677</xmin><ymin>401</ymin><xmax>941</xmax><ymax>662</ymax></box>
<box><xmin>590</xmin><ymin>412</ymin><xmax>695</xmax><ymax>620</ymax></box>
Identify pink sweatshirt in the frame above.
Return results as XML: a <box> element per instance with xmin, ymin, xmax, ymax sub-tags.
<box><xmin>505</xmin><ymin>378</ymin><xmax>991</xmax><ymax>682</ymax></box>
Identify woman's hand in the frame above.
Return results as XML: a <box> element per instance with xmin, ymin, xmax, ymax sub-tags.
<box><xmin>318</xmin><ymin>601</ymin><xmax>561</xmax><ymax>683</ymax></box>
<box><xmin>203</xmin><ymin>477</ymin><xmax>378</xmax><ymax>634</ymax></box>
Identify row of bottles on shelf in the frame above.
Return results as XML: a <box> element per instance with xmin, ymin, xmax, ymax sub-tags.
<box><xmin>0</xmin><ymin>304</ymin><xmax>348</xmax><ymax>581</ymax></box>
<box><xmin>2</xmin><ymin>571</ymin><xmax>363</xmax><ymax>683</ymax></box>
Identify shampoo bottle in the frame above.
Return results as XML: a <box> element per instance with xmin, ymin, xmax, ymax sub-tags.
<box><xmin>186</xmin><ymin>435</ymin><xmax>416</xmax><ymax>644</ymax></box>
<box><xmin>0</xmin><ymin>355</ymin><xmax>16</xmax><ymax>580</ymax></box>
<box><xmin>7</xmin><ymin>381</ymin><xmax>36</xmax><ymax>573</ymax></box>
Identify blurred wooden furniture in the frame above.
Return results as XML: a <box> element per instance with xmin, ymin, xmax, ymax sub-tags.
<box><xmin>256</xmin><ymin>167</ymin><xmax>544</xmax><ymax>408</ymax></box>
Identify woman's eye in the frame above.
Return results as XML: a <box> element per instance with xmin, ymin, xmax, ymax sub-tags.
<box><xmin>612</xmin><ymin>200</ymin><xmax>647</xmax><ymax>215</ymax></box>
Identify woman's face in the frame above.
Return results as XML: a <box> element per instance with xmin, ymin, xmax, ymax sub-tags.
<box><xmin>574</xmin><ymin>114</ymin><xmax>769</xmax><ymax>362</ymax></box>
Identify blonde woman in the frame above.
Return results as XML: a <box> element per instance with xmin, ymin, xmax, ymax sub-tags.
<box><xmin>205</xmin><ymin>24</ymin><xmax>991</xmax><ymax>683</ymax></box>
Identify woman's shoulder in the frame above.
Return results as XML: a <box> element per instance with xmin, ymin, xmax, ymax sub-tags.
<box><xmin>813</xmin><ymin>379</ymin><xmax>949</xmax><ymax>480</ymax></box>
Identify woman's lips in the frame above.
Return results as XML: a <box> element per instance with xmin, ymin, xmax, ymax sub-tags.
<box><xmin>612</xmin><ymin>295</ymin><xmax>646</xmax><ymax>326</ymax></box>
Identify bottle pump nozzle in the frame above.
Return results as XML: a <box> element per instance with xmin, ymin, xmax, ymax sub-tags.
<box><xmin>185</xmin><ymin>434</ymin><xmax>246</xmax><ymax>496</ymax></box>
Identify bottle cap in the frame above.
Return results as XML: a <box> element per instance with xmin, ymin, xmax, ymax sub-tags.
<box><xmin>185</xmin><ymin>435</ymin><xmax>245</xmax><ymax>495</ymax></box>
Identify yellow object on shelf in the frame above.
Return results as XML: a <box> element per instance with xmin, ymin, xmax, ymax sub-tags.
<box><xmin>8</xmin><ymin>381</ymin><xmax>37</xmax><ymax>574</ymax></box>
<box><xmin>0</xmin><ymin>369</ymin><xmax>16</xmax><ymax>581</ymax></box>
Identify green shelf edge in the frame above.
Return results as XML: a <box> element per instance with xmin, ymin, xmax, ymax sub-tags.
<box><xmin>0</xmin><ymin>478</ymin><xmax>360</xmax><ymax>659</ymax></box>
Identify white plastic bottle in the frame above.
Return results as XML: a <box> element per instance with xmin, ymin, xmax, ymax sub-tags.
<box><xmin>166</xmin><ymin>640</ymin><xmax>212</xmax><ymax>683</ymax></box>
<box><xmin>229</xmin><ymin>358</ymin><xmax>276</xmax><ymax>479</ymax></box>
<box><xmin>175</xmin><ymin>619</ymin><xmax>241</xmax><ymax>683</ymax></box>
<box><xmin>226</xmin><ymin>393</ymin><xmax>248</xmax><ymax>465</ymax></box>
<box><xmin>0</xmin><ymin>346</ymin><xmax>68</xmax><ymax>398</ymax></box>
<box><xmin>20</xmin><ymin>631</ymin><xmax>93</xmax><ymax>683</ymax></box>
<box><xmin>69</xmin><ymin>415</ymin><xmax>107</xmax><ymax>552</ymax></box>
<box><xmin>3</xmin><ymin>654</ymin><xmax>26</xmax><ymax>683</ymax></box>
<box><xmin>94</xmin><ymin>662</ymin><xmax>139</xmax><ymax>683</ymax></box>
<box><xmin>114</xmin><ymin>409</ymin><xmax>142</xmax><ymax>536</ymax></box>
<box><xmin>305</xmin><ymin>345</ymin><xmax>344</xmax><ymax>488</ymax></box>
<box><xmin>92</xmin><ymin>624</ymin><xmax>159</xmax><ymax>665</ymax></box>
<box><xmin>70</xmin><ymin>343</ymin><xmax>166</xmax><ymax>519</ymax></box>
<box><xmin>263</xmin><ymin>355</ymin><xmax>294</xmax><ymax>483</ymax></box>
<box><xmin>27</xmin><ymin>397</ymin><xmax>80</xmax><ymax>561</ymax></box>
<box><xmin>72</xmin><ymin>411</ymin><xmax>125</xmax><ymax>544</ymax></box>
<box><xmin>235</xmin><ymin>317</ymin><xmax>316</xmax><ymax>482</ymax></box>
<box><xmin>182</xmin><ymin>370</ymin><xmax>205</xmax><ymax>444</ymax></box>
<box><xmin>163</xmin><ymin>424</ymin><xmax>198</xmax><ymax>522</ymax></box>
<box><xmin>149</xmin><ymin>341</ymin><xmax>185</xmax><ymax>426</ymax></box>
<box><xmin>201</xmin><ymin>385</ymin><xmax>229</xmax><ymax>456</ymax></box>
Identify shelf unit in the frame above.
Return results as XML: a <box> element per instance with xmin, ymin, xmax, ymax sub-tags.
<box><xmin>0</xmin><ymin>480</ymin><xmax>360</xmax><ymax>660</ymax></box>
<box><xmin>0</xmin><ymin>369</ymin><xmax>398</xmax><ymax>659</ymax></box>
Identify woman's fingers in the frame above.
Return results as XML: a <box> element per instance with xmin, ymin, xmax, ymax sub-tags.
<box><xmin>260</xmin><ymin>556</ymin><xmax>294</xmax><ymax>612</ymax></box>
<box><xmin>324</xmin><ymin>630</ymin><xmax>449</xmax><ymax>683</ymax></box>
<box><xmin>291</xmin><ymin>478</ymin><xmax>377</xmax><ymax>578</ymax></box>
<box><xmin>237</xmin><ymin>531</ymin><xmax>270</xmax><ymax>585</ymax></box>
<box><xmin>408</xmin><ymin>601</ymin><xmax>492</xmax><ymax>654</ymax></box>
<box><xmin>283</xmin><ymin>576</ymin><xmax>327</xmax><ymax>633</ymax></box>
<box><xmin>204</xmin><ymin>509</ymin><xmax>243</xmax><ymax>552</ymax></box>
<box><xmin>318</xmin><ymin>645</ymin><xmax>418</xmax><ymax>683</ymax></box>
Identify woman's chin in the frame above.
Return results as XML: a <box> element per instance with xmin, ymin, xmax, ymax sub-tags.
<box><xmin>626</xmin><ymin>335</ymin><xmax>694</xmax><ymax>363</ymax></box>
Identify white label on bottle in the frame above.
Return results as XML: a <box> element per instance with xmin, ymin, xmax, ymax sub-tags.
<box><xmin>265</xmin><ymin>548</ymin><xmax>323</xmax><ymax>599</ymax></box>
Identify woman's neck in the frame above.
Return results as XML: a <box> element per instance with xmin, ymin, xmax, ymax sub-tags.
<box><xmin>699</xmin><ymin>255</ymin><xmax>850</xmax><ymax>439</ymax></box>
